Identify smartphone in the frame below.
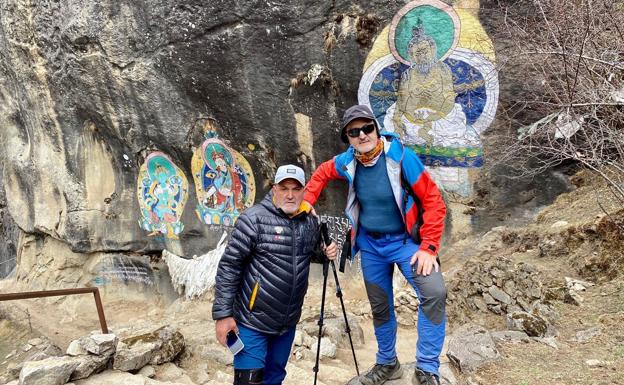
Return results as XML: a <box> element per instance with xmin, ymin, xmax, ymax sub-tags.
<box><xmin>226</xmin><ymin>331</ymin><xmax>244</xmax><ymax>355</ymax></box>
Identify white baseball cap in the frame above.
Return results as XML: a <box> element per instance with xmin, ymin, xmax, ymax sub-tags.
<box><xmin>274</xmin><ymin>164</ymin><xmax>306</xmax><ymax>186</ymax></box>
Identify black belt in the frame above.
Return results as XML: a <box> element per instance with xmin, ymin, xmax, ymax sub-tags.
<box><xmin>367</xmin><ymin>231</ymin><xmax>404</xmax><ymax>239</ymax></box>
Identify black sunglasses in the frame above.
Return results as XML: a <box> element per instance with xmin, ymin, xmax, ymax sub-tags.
<box><xmin>346</xmin><ymin>123</ymin><xmax>376</xmax><ymax>138</ymax></box>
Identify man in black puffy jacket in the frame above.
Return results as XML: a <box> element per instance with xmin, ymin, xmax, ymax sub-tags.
<box><xmin>212</xmin><ymin>164</ymin><xmax>337</xmax><ymax>385</ymax></box>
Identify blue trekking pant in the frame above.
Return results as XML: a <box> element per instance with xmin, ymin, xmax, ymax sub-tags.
<box><xmin>233</xmin><ymin>324</ymin><xmax>296</xmax><ymax>385</ymax></box>
<box><xmin>357</xmin><ymin>229</ymin><xmax>447</xmax><ymax>376</ymax></box>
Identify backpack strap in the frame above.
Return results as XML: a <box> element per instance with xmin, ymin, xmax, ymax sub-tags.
<box><xmin>401</xmin><ymin>173</ymin><xmax>424</xmax><ymax>245</ymax></box>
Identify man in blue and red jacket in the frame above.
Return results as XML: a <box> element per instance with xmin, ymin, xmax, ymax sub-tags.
<box><xmin>304</xmin><ymin>105</ymin><xmax>447</xmax><ymax>385</ymax></box>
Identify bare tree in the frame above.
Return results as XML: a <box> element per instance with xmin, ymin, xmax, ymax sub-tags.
<box><xmin>490</xmin><ymin>0</ymin><xmax>624</xmax><ymax>206</ymax></box>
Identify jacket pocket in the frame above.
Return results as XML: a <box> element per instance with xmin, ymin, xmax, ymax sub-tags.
<box><xmin>249</xmin><ymin>279</ymin><xmax>260</xmax><ymax>311</ymax></box>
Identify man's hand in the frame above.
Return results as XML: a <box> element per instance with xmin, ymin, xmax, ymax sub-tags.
<box><xmin>410</xmin><ymin>249</ymin><xmax>439</xmax><ymax>276</ymax></box>
<box><xmin>215</xmin><ymin>317</ymin><xmax>238</xmax><ymax>347</ymax></box>
<box><xmin>322</xmin><ymin>241</ymin><xmax>338</xmax><ymax>261</ymax></box>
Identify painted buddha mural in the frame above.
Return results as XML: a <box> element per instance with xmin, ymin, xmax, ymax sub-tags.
<box><xmin>192</xmin><ymin>131</ymin><xmax>255</xmax><ymax>226</ymax></box>
<box><xmin>137</xmin><ymin>152</ymin><xmax>189</xmax><ymax>239</ymax></box>
<box><xmin>358</xmin><ymin>0</ymin><xmax>499</xmax><ymax>195</ymax></box>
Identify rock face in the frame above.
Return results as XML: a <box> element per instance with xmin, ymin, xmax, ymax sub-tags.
<box><xmin>0</xmin><ymin>0</ymin><xmax>397</xmax><ymax>261</ymax></box>
<box><xmin>0</xmin><ymin>0</ymin><xmax>535</xmax><ymax>279</ymax></box>
<box><xmin>0</xmin><ymin>172</ymin><xmax>19</xmax><ymax>278</ymax></box>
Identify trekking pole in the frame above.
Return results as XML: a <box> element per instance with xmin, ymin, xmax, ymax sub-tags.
<box><xmin>321</xmin><ymin>223</ymin><xmax>360</xmax><ymax>376</ymax></box>
<box><xmin>313</xmin><ymin>246</ymin><xmax>330</xmax><ymax>385</ymax></box>
<box><xmin>329</xmin><ymin>259</ymin><xmax>360</xmax><ymax>375</ymax></box>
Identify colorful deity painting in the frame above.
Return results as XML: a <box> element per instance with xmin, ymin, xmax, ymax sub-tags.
<box><xmin>137</xmin><ymin>152</ymin><xmax>189</xmax><ymax>239</ymax></box>
<box><xmin>192</xmin><ymin>134</ymin><xmax>256</xmax><ymax>226</ymax></box>
<box><xmin>358</xmin><ymin>0</ymin><xmax>499</xmax><ymax>195</ymax></box>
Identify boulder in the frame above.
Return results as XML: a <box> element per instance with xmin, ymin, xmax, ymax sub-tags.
<box><xmin>7</xmin><ymin>342</ymin><xmax>64</xmax><ymax>381</ymax></box>
<box><xmin>446</xmin><ymin>327</ymin><xmax>500</xmax><ymax>373</ymax></box>
<box><xmin>320</xmin><ymin>315</ymin><xmax>365</xmax><ymax>348</ymax></box>
<box><xmin>293</xmin><ymin>330</ymin><xmax>305</xmax><ymax>346</ymax></box>
<box><xmin>70</xmin><ymin>354</ymin><xmax>112</xmax><ymax>380</ymax></box>
<box><xmin>565</xmin><ymin>277</ymin><xmax>594</xmax><ymax>291</ymax></box>
<box><xmin>490</xmin><ymin>330</ymin><xmax>531</xmax><ymax>343</ymax></box>
<box><xmin>83</xmin><ymin>334</ymin><xmax>118</xmax><ymax>356</ymax></box>
<box><xmin>154</xmin><ymin>362</ymin><xmax>195</xmax><ymax>384</ymax></box>
<box><xmin>114</xmin><ymin>338</ymin><xmax>161</xmax><ymax>372</ymax></box>
<box><xmin>507</xmin><ymin>311</ymin><xmax>551</xmax><ymax>337</ymax></box>
<box><xmin>19</xmin><ymin>356</ymin><xmax>80</xmax><ymax>385</ymax></box>
<box><xmin>139</xmin><ymin>365</ymin><xmax>156</xmax><ymax>378</ymax></box>
<box><xmin>488</xmin><ymin>286</ymin><xmax>512</xmax><ymax>305</ymax></box>
<box><xmin>585</xmin><ymin>359</ymin><xmax>612</xmax><ymax>368</ymax></box>
<box><xmin>315</xmin><ymin>337</ymin><xmax>337</xmax><ymax>359</ymax></box>
<box><xmin>27</xmin><ymin>338</ymin><xmax>44</xmax><ymax>346</ymax></box>
<box><xmin>564</xmin><ymin>290</ymin><xmax>584</xmax><ymax>306</ymax></box>
<box><xmin>571</xmin><ymin>326</ymin><xmax>602</xmax><ymax>343</ymax></box>
<box><xmin>149</xmin><ymin>327</ymin><xmax>185</xmax><ymax>365</ymax></box>
<box><xmin>533</xmin><ymin>336</ymin><xmax>558</xmax><ymax>349</ymax></box>
<box><xmin>74</xmin><ymin>371</ymin><xmax>147</xmax><ymax>385</ymax></box>
<box><xmin>114</xmin><ymin>326</ymin><xmax>185</xmax><ymax>372</ymax></box>
<box><xmin>67</xmin><ymin>340</ymin><xmax>88</xmax><ymax>356</ymax></box>
<box><xmin>73</xmin><ymin>369</ymin><xmax>190</xmax><ymax>384</ymax></box>
<box><xmin>200</xmin><ymin>347</ymin><xmax>233</xmax><ymax>366</ymax></box>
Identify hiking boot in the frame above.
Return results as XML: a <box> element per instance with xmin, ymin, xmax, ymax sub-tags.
<box><xmin>413</xmin><ymin>368</ymin><xmax>441</xmax><ymax>385</ymax></box>
<box><xmin>359</xmin><ymin>359</ymin><xmax>403</xmax><ymax>385</ymax></box>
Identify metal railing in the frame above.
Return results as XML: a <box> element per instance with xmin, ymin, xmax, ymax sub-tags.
<box><xmin>0</xmin><ymin>287</ymin><xmax>108</xmax><ymax>333</ymax></box>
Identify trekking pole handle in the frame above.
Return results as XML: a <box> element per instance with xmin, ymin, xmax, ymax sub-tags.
<box><xmin>320</xmin><ymin>222</ymin><xmax>331</xmax><ymax>246</ymax></box>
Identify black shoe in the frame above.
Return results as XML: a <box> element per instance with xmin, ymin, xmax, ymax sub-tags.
<box><xmin>359</xmin><ymin>358</ymin><xmax>403</xmax><ymax>385</ymax></box>
<box><xmin>413</xmin><ymin>368</ymin><xmax>440</xmax><ymax>385</ymax></box>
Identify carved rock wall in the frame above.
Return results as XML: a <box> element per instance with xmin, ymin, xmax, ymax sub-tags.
<box><xmin>0</xmin><ymin>1</ymin><xmax>566</xmax><ymax>285</ymax></box>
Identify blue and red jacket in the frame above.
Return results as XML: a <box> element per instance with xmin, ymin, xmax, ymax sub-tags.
<box><xmin>304</xmin><ymin>132</ymin><xmax>446</xmax><ymax>256</ymax></box>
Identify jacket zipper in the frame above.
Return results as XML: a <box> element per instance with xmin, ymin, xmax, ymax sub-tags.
<box><xmin>283</xmin><ymin>221</ymin><xmax>297</xmax><ymax>332</ymax></box>
<box><xmin>249</xmin><ymin>278</ymin><xmax>260</xmax><ymax>311</ymax></box>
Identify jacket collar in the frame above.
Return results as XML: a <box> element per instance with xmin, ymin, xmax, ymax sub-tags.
<box><xmin>345</xmin><ymin>131</ymin><xmax>403</xmax><ymax>164</ymax></box>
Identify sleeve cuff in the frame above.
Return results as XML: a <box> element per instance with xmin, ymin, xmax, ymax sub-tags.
<box><xmin>211</xmin><ymin>310</ymin><xmax>233</xmax><ymax>321</ymax></box>
<box><xmin>419</xmin><ymin>241</ymin><xmax>438</xmax><ymax>254</ymax></box>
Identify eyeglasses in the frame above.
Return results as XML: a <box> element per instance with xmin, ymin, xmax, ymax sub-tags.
<box><xmin>346</xmin><ymin>123</ymin><xmax>376</xmax><ymax>138</ymax></box>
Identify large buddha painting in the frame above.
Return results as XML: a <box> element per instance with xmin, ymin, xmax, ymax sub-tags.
<box><xmin>359</xmin><ymin>0</ymin><xmax>499</xmax><ymax>195</ymax></box>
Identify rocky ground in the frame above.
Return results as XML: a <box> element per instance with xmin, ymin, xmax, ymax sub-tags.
<box><xmin>1</xmin><ymin>171</ymin><xmax>623</xmax><ymax>385</ymax></box>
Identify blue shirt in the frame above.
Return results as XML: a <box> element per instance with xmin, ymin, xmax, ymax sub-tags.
<box><xmin>354</xmin><ymin>153</ymin><xmax>404</xmax><ymax>234</ymax></box>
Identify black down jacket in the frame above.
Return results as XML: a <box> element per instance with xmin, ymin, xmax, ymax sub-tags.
<box><xmin>212</xmin><ymin>192</ymin><xmax>323</xmax><ymax>335</ymax></box>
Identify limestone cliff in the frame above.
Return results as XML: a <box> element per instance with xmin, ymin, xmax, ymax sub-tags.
<box><xmin>0</xmin><ymin>1</ymin><xmax>568</xmax><ymax>281</ymax></box>
<box><xmin>0</xmin><ymin>1</ymin><xmax>397</xmax><ymax>261</ymax></box>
